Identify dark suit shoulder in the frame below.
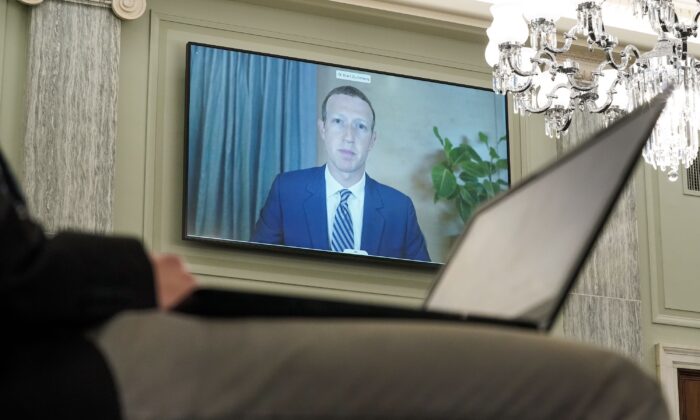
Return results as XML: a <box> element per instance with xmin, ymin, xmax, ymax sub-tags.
<box><xmin>366</xmin><ymin>175</ymin><xmax>413</xmax><ymax>206</ymax></box>
<box><xmin>276</xmin><ymin>166</ymin><xmax>324</xmax><ymax>183</ymax></box>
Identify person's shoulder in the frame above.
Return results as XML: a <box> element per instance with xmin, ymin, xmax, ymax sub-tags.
<box><xmin>367</xmin><ymin>176</ymin><xmax>413</xmax><ymax>204</ymax></box>
<box><xmin>276</xmin><ymin>166</ymin><xmax>324</xmax><ymax>183</ymax></box>
<box><xmin>278</xmin><ymin>166</ymin><xmax>323</xmax><ymax>179</ymax></box>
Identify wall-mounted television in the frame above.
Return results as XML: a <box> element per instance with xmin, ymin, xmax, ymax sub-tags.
<box><xmin>184</xmin><ymin>42</ymin><xmax>509</xmax><ymax>267</ymax></box>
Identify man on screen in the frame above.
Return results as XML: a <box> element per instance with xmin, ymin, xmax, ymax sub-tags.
<box><xmin>251</xmin><ymin>85</ymin><xmax>430</xmax><ymax>262</ymax></box>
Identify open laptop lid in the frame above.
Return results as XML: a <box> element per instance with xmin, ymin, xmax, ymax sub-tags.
<box><xmin>425</xmin><ymin>88</ymin><xmax>671</xmax><ymax>331</ymax></box>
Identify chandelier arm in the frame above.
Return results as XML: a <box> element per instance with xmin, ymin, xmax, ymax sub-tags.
<box><xmin>586</xmin><ymin>13</ymin><xmax>599</xmax><ymax>44</ymax></box>
<box><xmin>594</xmin><ymin>60</ymin><xmax>614</xmax><ymax>75</ymax></box>
<box><xmin>604</xmin><ymin>45</ymin><xmax>640</xmax><ymax>70</ymax></box>
<box><xmin>533</xmin><ymin>51</ymin><xmax>558</xmax><ymax>70</ymax></box>
<box><xmin>506</xmin><ymin>54</ymin><xmax>539</xmax><ymax>77</ymax></box>
<box><xmin>508</xmin><ymin>77</ymin><xmax>534</xmax><ymax>94</ymax></box>
<box><xmin>585</xmin><ymin>98</ymin><xmax>613</xmax><ymax>114</ymax></box>
<box><xmin>583</xmin><ymin>79</ymin><xmax>619</xmax><ymax>113</ymax></box>
<box><xmin>544</xmin><ymin>27</ymin><xmax>578</xmax><ymax>54</ymax></box>
<box><xmin>681</xmin><ymin>36</ymin><xmax>689</xmax><ymax>61</ymax></box>
<box><xmin>656</xmin><ymin>5</ymin><xmax>678</xmax><ymax>35</ymax></box>
<box><xmin>557</xmin><ymin>115</ymin><xmax>573</xmax><ymax>134</ymax></box>
<box><xmin>584</xmin><ymin>12</ymin><xmax>611</xmax><ymax>49</ymax></box>
<box><xmin>518</xmin><ymin>96</ymin><xmax>552</xmax><ymax>114</ymax></box>
<box><xmin>566</xmin><ymin>73</ymin><xmax>596</xmax><ymax>92</ymax></box>
<box><xmin>546</xmin><ymin>84</ymin><xmax>572</xmax><ymax>99</ymax></box>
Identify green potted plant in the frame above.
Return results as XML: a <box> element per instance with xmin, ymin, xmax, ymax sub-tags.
<box><xmin>431</xmin><ymin>127</ymin><xmax>508</xmax><ymax>223</ymax></box>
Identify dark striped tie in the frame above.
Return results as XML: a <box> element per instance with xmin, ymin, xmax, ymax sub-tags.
<box><xmin>331</xmin><ymin>189</ymin><xmax>354</xmax><ymax>252</ymax></box>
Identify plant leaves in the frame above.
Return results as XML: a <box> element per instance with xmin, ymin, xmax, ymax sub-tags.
<box><xmin>457</xmin><ymin>197</ymin><xmax>472</xmax><ymax>223</ymax></box>
<box><xmin>459</xmin><ymin>187</ymin><xmax>476</xmax><ymax>207</ymax></box>
<box><xmin>431</xmin><ymin>165</ymin><xmax>457</xmax><ymax>199</ymax></box>
<box><xmin>480</xmin><ymin>161</ymin><xmax>492</xmax><ymax>176</ymax></box>
<box><xmin>474</xmin><ymin>183</ymin><xmax>487</xmax><ymax>201</ymax></box>
<box><xmin>460</xmin><ymin>161</ymin><xmax>487</xmax><ymax>178</ymax></box>
<box><xmin>448</xmin><ymin>145</ymin><xmax>469</xmax><ymax>167</ymax></box>
<box><xmin>483</xmin><ymin>180</ymin><xmax>496</xmax><ymax>197</ymax></box>
<box><xmin>464</xmin><ymin>144</ymin><xmax>483</xmax><ymax>163</ymax></box>
<box><xmin>444</xmin><ymin>137</ymin><xmax>453</xmax><ymax>154</ymax></box>
<box><xmin>431</xmin><ymin>127</ymin><xmax>510</xmax><ymax>226</ymax></box>
<box><xmin>433</xmin><ymin>126</ymin><xmax>443</xmax><ymax>146</ymax></box>
<box><xmin>463</xmin><ymin>180</ymin><xmax>480</xmax><ymax>195</ymax></box>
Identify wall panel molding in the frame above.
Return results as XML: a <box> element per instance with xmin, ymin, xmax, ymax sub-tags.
<box><xmin>140</xmin><ymin>6</ymin><xmax>524</xmax><ymax>302</ymax></box>
<box><xmin>642</xmin><ymin>161</ymin><xmax>700</xmax><ymax>329</ymax></box>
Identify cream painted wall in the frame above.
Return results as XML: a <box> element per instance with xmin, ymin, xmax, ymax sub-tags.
<box><xmin>2</xmin><ymin>0</ymin><xmax>700</xmax><ymax>375</ymax></box>
<box><xmin>637</xmin><ymin>166</ymin><xmax>700</xmax><ymax>373</ymax></box>
<box><xmin>0</xmin><ymin>0</ymin><xmax>28</xmax><ymax>176</ymax></box>
<box><xmin>110</xmin><ymin>0</ymin><xmax>531</xmax><ymax>309</ymax></box>
<box><xmin>111</xmin><ymin>0</ymin><xmax>700</xmax><ymax>374</ymax></box>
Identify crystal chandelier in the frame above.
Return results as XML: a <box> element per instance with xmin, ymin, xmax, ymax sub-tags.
<box><xmin>485</xmin><ymin>0</ymin><xmax>700</xmax><ymax>181</ymax></box>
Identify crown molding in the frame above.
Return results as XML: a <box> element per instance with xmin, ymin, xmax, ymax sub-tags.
<box><xmin>237</xmin><ymin>0</ymin><xmax>490</xmax><ymax>42</ymax></box>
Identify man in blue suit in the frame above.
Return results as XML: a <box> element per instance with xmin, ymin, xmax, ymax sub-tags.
<box><xmin>252</xmin><ymin>85</ymin><xmax>430</xmax><ymax>262</ymax></box>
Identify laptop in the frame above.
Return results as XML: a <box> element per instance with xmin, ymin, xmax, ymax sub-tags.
<box><xmin>175</xmin><ymin>88</ymin><xmax>672</xmax><ymax>332</ymax></box>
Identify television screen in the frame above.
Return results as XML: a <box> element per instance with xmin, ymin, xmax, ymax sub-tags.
<box><xmin>184</xmin><ymin>42</ymin><xmax>509</xmax><ymax>266</ymax></box>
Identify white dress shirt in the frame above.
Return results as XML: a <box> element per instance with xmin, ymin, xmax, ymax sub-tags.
<box><xmin>325</xmin><ymin>166</ymin><xmax>365</xmax><ymax>251</ymax></box>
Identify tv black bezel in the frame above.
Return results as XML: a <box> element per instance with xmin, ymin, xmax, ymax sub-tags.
<box><xmin>182</xmin><ymin>41</ymin><xmax>511</xmax><ymax>270</ymax></box>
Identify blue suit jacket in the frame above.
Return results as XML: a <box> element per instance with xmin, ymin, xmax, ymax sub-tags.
<box><xmin>252</xmin><ymin>166</ymin><xmax>430</xmax><ymax>262</ymax></box>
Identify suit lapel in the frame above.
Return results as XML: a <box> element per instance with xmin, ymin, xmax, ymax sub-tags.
<box><xmin>303</xmin><ymin>166</ymin><xmax>330</xmax><ymax>250</ymax></box>
<box><xmin>361</xmin><ymin>175</ymin><xmax>385</xmax><ymax>255</ymax></box>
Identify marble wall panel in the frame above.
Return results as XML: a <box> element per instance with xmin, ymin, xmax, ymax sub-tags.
<box><xmin>558</xmin><ymin>110</ymin><xmax>642</xmax><ymax>360</ymax></box>
<box><xmin>572</xmin><ymin>183</ymin><xmax>641</xmax><ymax>301</ymax></box>
<box><xmin>562</xmin><ymin>293</ymin><xmax>642</xmax><ymax>361</ymax></box>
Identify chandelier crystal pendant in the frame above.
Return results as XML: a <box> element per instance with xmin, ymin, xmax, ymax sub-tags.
<box><xmin>485</xmin><ymin>0</ymin><xmax>700</xmax><ymax>181</ymax></box>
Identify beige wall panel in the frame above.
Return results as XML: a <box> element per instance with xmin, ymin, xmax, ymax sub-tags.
<box><xmin>657</xmin><ymin>177</ymin><xmax>700</xmax><ymax>312</ymax></box>
<box><xmin>113</xmin><ymin>0</ymin><xmax>526</xmax><ymax>303</ymax></box>
<box><xmin>638</xmin><ymin>162</ymin><xmax>700</xmax><ymax>373</ymax></box>
<box><xmin>0</xmin><ymin>0</ymin><xmax>29</xmax><ymax>178</ymax></box>
<box><xmin>0</xmin><ymin>0</ymin><xmax>693</xmax><ymax>374</ymax></box>
<box><xmin>641</xmin><ymin>163</ymin><xmax>700</xmax><ymax>330</ymax></box>
<box><xmin>114</xmin><ymin>13</ymin><xmax>151</xmax><ymax>239</ymax></box>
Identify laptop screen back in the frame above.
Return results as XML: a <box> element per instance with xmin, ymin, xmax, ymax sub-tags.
<box><xmin>425</xmin><ymin>96</ymin><xmax>668</xmax><ymax>330</ymax></box>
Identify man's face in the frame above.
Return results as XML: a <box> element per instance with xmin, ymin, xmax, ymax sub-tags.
<box><xmin>319</xmin><ymin>93</ymin><xmax>377</xmax><ymax>180</ymax></box>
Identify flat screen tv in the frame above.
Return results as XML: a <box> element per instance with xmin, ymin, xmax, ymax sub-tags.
<box><xmin>184</xmin><ymin>42</ymin><xmax>510</xmax><ymax>267</ymax></box>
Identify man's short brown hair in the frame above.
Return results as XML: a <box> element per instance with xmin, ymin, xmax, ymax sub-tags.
<box><xmin>321</xmin><ymin>85</ymin><xmax>376</xmax><ymax>131</ymax></box>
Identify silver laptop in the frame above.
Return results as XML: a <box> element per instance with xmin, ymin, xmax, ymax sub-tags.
<box><xmin>177</xmin><ymin>88</ymin><xmax>671</xmax><ymax>332</ymax></box>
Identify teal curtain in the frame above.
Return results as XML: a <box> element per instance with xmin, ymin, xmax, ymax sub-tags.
<box><xmin>187</xmin><ymin>45</ymin><xmax>317</xmax><ymax>241</ymax></box>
